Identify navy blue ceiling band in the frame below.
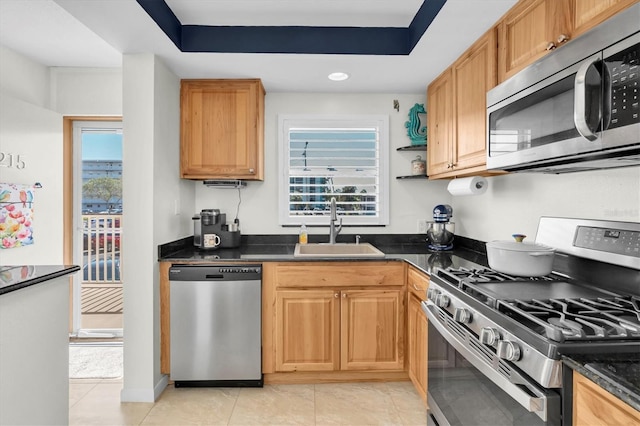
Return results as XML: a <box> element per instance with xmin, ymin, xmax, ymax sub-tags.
<box><xmin>136</xmin><ymin>0</ymin><xmax>447</xmax><ymax>55</ymax></box>
<box><xmin>182</xmin><ymin>26</ymin><xmax>409</xmax><ymax>55</ymax></box>
<box><xmin>408</xmin><ymin>0</ymin><xmax>448</xmax><ymax>51</ymax></box>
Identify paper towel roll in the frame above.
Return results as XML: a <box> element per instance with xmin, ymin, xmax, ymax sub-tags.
<box><xmin>447</xmin><ymin>176</ymin><xmax>488</xmax><ymax>196</ymax></box>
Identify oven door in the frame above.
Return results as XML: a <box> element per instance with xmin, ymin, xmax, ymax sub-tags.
<box><xmin>422</xmin><ymin>300</ymin><xmax>561</xmax><ymax>426</ymax></box>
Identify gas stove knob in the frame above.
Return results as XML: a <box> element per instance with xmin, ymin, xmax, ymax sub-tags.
<box><xmin>436</xmin><ymin>294</ymin><xmax>450</xmax><ymax>308</ymax></box>
<box><xmin>479</xmin><ymin>327</ymin><xmax>500</xmax><ymax>346</ymax></box>
<box><xmin>427</xmin><ymin>288</ymin><xmax>439</xmax><ymax>301</ymax></box>
<box><xmin>497</xmin><ymin>340</ymin><xmax>522</xmax><ymax>362</ymax></box>
<box><xmin>453</xmin><ymin>307</ymin><xmax>473</xmax><ymax>324</ymax></box>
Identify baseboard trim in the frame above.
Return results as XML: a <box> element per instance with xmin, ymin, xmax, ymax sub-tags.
<box><xmin>120</xmin><ymin>375</ymin><xmax>168</xmax><ymax>402</ymax></box>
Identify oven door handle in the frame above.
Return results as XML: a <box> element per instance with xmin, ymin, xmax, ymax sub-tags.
<box><xmin>422</xmin><ymin>300</ymin><xmax>560</xmax><ymax>423</ymax></box>
<box><xmin>574</xmin><ymin>54</ymin><xmax>602</xmax><ymax>141</ymax></box>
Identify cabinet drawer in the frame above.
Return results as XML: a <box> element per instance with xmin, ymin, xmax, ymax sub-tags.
<box><xmin>407</xmin><ymin>266</ymin><xmax>430</xmax><ymax>300</ymax></box>
<box><xmin>275</xmin><ymin>261</ymin><xmax>404</xmax><ymax>288</ymax></box>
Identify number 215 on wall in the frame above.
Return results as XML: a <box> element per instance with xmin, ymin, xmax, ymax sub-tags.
<box><xmin>0</xmin><ymin>152</ymin><xmax>26</xmax><ymax>169</ymax></box>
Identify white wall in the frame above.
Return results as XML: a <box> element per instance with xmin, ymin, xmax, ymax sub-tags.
<box><xmin>194</xmin><ymin>93</ymin><xmax>451</xmax><ymax>235</ymax></box>
<box><xmin>0</xmin><ymin>45</ymin><xmax>49</xmax><ymax>108</ymax></box>
<box><xmin>50</xmin><ymin>67</ymin><xmax>122</xmax><ymax>115</ymax></box>
<box><xmin>121</xmin><ymin>53</ymin><xmax>193</xmax><ymax>402</ymax></box>
<box><xmin>0</xmin><ymin>46</ymin><xmax>64</xmax><ymax>265</ymax></box>
<box><xmin>451</xmin><ymin>167</ymin><xmax>640</xmax><ymax>242</ymax></box>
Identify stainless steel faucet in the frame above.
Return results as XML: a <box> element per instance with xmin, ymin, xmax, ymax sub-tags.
<box><xmin>329</xmin><ymin>197</ymin><xmax>343</xmax><ymax>244</ymax></box>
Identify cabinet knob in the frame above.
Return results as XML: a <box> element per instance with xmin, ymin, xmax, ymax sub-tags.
<box><xmin>557</xmin><ymin>34</ymin><xmax>569</xmax><ymax>44</ymax></box>
<box><xmin>249</xmin><ymin>168</ymin><xmax>255</xmax><ymax>174</ymax></box>
<box><xmin>342</xmin><ymin>293</ymin><xmax>347</xmax><ymax>298</ymax></box>
<box><xmin>334</xmin><ymin>293</ymin><xmax>339</xmax><ymax>298</ymax></box>
<box><xmin>546</xmin><ymin>42</ymin><xmax>557</xmax><ymax>51</ymax></box>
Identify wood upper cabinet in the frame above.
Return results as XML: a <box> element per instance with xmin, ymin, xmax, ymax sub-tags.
<box><xmin>497</xmin><ymin>0</ymin><xmax>638</xmax><ymax>83</ymax></box>
<box><xmin>573</xmin><ymin>371</ymin><xmax>640</xmax><ymax>425</ymax></box>
<box><xmin>452</xmin><ymin>29</ymin><xmax>498</xmax><ymax>173</ymax></box>
<box><xmin>427</xmin><ymin>28</ymin><xmax>498</xmax><ymax>179</ymax></box>
<box><xmin>571</xmin><ymin>0</ymin><xmax>639</xmax><ymax>39</ymax></box>
<box><xmin>180</xmin><ymin>79</ymin><xmax>265</xmax><ymax>180</ymax></box>
<box><xmin>427</xmin><ymin>69</ymin><xmax>453</xmax><ymax>177</ymax></box>
<box><xmin>270</xmin><ymin>262</ymin><xmax>405</xmax><ymax>373</ymax></box>
<box><xmin>497</xmin><ymin>0</ymin><xmax>569</xmax><ymax>82</ymax></box>
<box><xmin>407</xmin><ymin>266</ymin><xmax>429</xmax><ymax>405</ymax></box>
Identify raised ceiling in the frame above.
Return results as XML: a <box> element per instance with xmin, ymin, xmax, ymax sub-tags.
<box><xmin>0</xmin><ymin>0</ymin><xmax>517</xmax><ymax>93</ymax></box>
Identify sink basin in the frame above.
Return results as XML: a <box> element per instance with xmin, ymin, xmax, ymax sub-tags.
<box><xmin>294</xmin><ymin>243</ymin><xmax>385</xmax><ymax>258</ymax></box>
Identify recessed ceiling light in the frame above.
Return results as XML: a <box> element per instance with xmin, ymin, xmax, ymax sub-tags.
<box><xmin>328</xmin><ymin>72</ymin><xmax>349</xmax><ymax>81</ymax></box>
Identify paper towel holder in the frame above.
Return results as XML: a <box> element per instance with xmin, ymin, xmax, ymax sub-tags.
<box><xmin>447</xmin><ymin>176</ymin><xmax>489</xmax><ymax>196</ymax></box>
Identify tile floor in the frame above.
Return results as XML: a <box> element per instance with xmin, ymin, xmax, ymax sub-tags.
<box><xmin>69</xmin><ymin>379</ymin><xmax>428</xmax><ymax>425</ymax></box>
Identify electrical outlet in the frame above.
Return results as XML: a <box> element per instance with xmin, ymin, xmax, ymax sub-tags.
<box><xmin>417</xmin><ymin>219</ymin><xmax>429</xmax><ymax>234</ymax></box>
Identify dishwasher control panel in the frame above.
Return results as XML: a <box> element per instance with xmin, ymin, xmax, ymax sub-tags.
<box><xmin>169</xmin><ymin>264</ymin><xmax>262</xmax><ymax>281</ymax></box>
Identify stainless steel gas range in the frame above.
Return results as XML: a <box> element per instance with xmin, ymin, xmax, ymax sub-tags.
<box><xmin>422</xmin><ymin>217</ymin><xmax>640</xmax><ymax>426</ymax></box>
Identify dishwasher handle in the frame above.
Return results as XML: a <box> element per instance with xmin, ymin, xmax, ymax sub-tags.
<box><xmin>205</xmin><ymin>274</ymin><xmax>224</xmax><ymax>279</ymax></box>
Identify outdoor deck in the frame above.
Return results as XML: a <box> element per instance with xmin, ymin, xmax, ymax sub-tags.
<box><xmin>81</xmin><ymin>284</ymin><xmax>123</xmax><ymax>314</ymax></box>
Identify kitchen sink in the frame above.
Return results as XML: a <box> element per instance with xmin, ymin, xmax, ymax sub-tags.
<box><xmin>293</xmin><ymin>243</ymin><xmax>385</xmax><ymax>258</ymax></box>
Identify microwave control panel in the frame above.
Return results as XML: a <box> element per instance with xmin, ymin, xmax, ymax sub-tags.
<box><xmin>607</xmin><ymin>41</ymin><xmax>639</xmax><ymax>129</ymax></box>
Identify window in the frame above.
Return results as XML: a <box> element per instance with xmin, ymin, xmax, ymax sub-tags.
<box><xmin>279</xmin><ymin>115</ymin><xmax>389</xmax><ymax>226</ymax></box>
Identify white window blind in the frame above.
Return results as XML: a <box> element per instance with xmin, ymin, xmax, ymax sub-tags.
<box><xmin>279</xmin><ymin>115</ymin><xmax>389</xmax><ymax>226</ymax></box>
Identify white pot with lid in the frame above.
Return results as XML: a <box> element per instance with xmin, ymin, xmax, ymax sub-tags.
<box><xmin>486</xmin><ymin>234</ymin><xmax>555</xmax><ymax>277</ymax></box>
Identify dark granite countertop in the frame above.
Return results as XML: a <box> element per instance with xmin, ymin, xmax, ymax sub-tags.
<box><xmin>0</xmin><ymin>264</ymin><xmax>81</xmax><ymax>296</ymax></box>
<box><xmin>563</xmin><ymin>353</ymin><xmax>640</xmax><ymax>411</ymax></box>
<box><xmin>158</xmin><ymin>233</ymin><xmax>489</xmax><ymax>271</ymax></box>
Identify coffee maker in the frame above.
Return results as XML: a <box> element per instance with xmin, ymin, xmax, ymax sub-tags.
<box><xmin>192</xmin><ymin>209</ymin><xmax>241</xmax><ymax>249</ymax></box>
<box><xmin>426</xmin><ymin>204</ymin><xmax>455</xmax><ymax>251</ymax></box>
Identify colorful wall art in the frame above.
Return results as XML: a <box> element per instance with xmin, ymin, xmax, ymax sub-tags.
<box><xmin>0</xmin><ymin>183</ymin><xmax>35</xmax><ymax>249</ymax></box>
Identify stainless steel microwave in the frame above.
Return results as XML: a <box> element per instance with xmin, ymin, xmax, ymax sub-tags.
<box><xmin>486</xmin><ymin>4</ymin><xmax>640</xmax><ymax>174</ymax></box>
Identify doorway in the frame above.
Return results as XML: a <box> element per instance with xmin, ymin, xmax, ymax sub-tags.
<box><xmin>64</xmin><ymin>117</ymin><xmax>123</xmax><ymax>340</ymax></box>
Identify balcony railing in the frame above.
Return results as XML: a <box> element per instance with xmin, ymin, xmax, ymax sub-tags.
<box><xmin>82</xmin><ymin>214</ymin><xmax>121</xmax><ymax>283</ymax></box>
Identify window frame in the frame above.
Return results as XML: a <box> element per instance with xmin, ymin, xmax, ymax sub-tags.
<box><xmin>278</xmin><ymin>114</ymin><xmax>390</xmax><ymax>227</ymax></box>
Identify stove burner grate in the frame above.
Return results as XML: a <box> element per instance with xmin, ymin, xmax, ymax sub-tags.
<box><xmin>499</xmin><ymin>296</ymin><xmax>640</xmax><ymax>342</ymax></box>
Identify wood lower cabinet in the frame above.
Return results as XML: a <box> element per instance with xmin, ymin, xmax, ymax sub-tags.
<box><xmin>267</xmin><ymin>261</ymin><xmax>406</xmax><ymax>377</ymax></box>
<box><xmin>407</xmin><ymin>266</ymin><xmax>429</xmax><ymax>405</ymax></box>
<box><xmin>275</xmin><ymin>289</ymin><xmax>340</xmax><ymax>372</ymax></box>
<box><xmin>573</xmin><ymin>371</ymin><xmax>640</xmax><ymax>425</ymax></box>
<box><xmin>341</xmin><ymin>288</ymin><xmax>405</xmax><ymax>371</ymax></box>
<box><xmin>180</xmin><ymin>79</ymin><xmax>265</xmax><ymax>180</ymax></box>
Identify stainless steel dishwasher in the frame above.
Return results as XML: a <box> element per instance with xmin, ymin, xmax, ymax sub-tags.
<box><xmin>169</xmin><ymin>264</ymin><xmax>262</xmax><ymax>387</ymax></box>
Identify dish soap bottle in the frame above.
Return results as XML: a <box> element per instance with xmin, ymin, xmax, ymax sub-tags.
<box><xmin>299</xmin><ymin>224</ymin><xmax>308</xmax><ymax>244</ymax></box>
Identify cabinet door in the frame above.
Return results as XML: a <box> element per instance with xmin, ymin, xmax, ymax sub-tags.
<box><xmin>573</xmin><ymin>371</ymin><xmax>640</xmax><ymax>425</ymax></box>
<box><xmin>408</xmin><ymin>292</ymin><xmax>428</xmax><ymax>405</ymax></box>
<box><xmin>571</xmin><ymin>0</ymin><xmax>638</xmax><ymax>39</ymax></box>
<box><xmin>427</xmin><ymin>69</ymin><xmax>453</xmax><ymax>177</ymax></box>
<box><xmin>340</xmin><ymin>289</ymin><xmax>405</xmax><ymax>371</ymax></box>
<box><xmin>275</xmin><ymin>289</ymin><xmax>340</xmax><ymax>372</ymax></box>
<box><xmin>180</xmin><ymin>79</ymin><xmax>264</xmax><ymax>180</ymax></box>
<box><xmin>497</xmin><ymin>0</ymin><xmax>570</xmax><ymax>82</ymax></box>
<box><xmin>452</xmin><ymin>29</ymin><xmax>497</xmax><ymax>172</ymax></box>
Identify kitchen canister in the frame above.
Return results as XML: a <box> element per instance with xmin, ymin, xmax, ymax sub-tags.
<box><xmin>411</xmin><ymin>155</ymin><xmax>426</xmax><ymax>175</ymax></box>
